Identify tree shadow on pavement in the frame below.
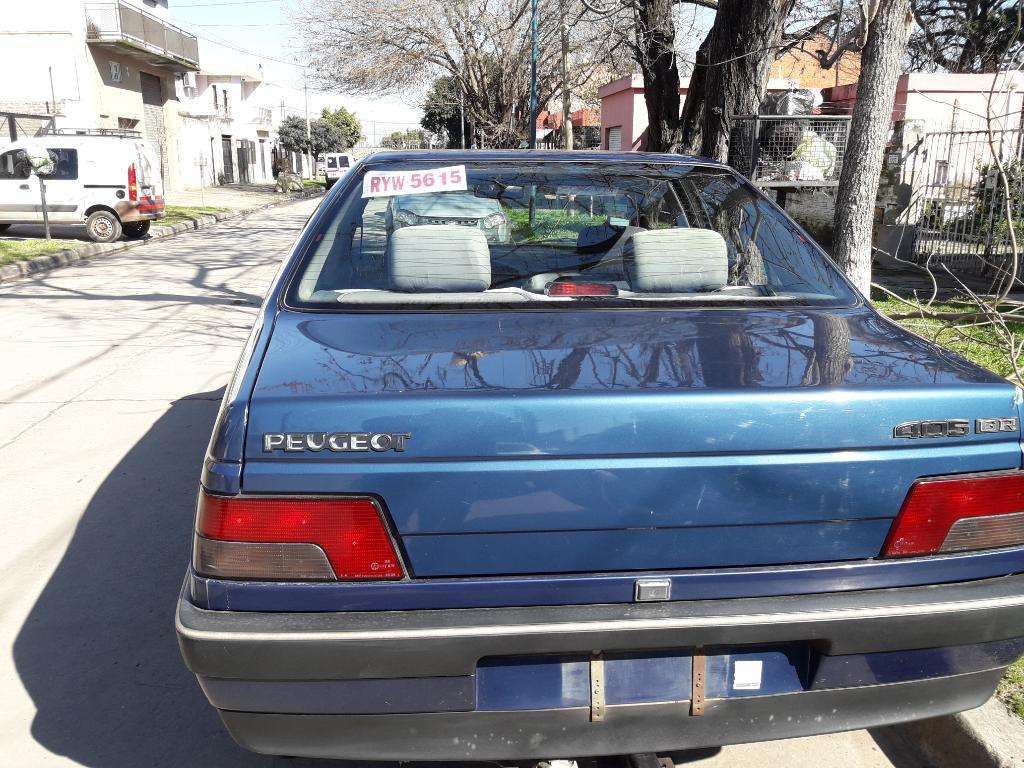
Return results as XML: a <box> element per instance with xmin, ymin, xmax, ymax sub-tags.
<box><xmin>10</xmin><ymin>388</ymin><xmax>518</xmax><ymax>768</ymax></box>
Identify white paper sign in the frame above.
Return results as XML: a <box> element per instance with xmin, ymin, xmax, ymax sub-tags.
<box><xmin>362</xmin><ymin>165</ymin><xmax>467</xmax><ymax>198</ymax></box>
<box><xmin>732</xmin><ymin>660</ymin><xmax>763</xmax><ymax>691</ymax></box>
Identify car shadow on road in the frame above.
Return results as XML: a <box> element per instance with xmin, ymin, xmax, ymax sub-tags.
<box><xmin>10</xmin><ymin>388</ymin><xmax>525</xmax><ymax>768</ymax></box>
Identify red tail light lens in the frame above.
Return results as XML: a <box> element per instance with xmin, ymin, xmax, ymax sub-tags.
<box><xmin>127</xmin><ymin>163</ymin><xmax>138</xmax><ymax>202</ymax></box>
<box><xmin>546</xmin><ymin>281</ymin><xmax>618</xmax><ymax>297</ymax></box>
<box><xmin>881</xmin><ymin>471</ymin><xmax>1024</xmax><ymax>557</ymax></box>
<box><xmin>194</xmin><ymin>491</ymin><xmax>404</xmax><ymax>580</ymax></box>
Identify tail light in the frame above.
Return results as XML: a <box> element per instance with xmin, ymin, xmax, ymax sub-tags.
<box><xmin>127</xmin><ymin>163</ymin><xmax>138</xmax><ymax>202</ymax></box>
<box><xmin>193</xmin><ymin>490</ymin><xmax>404</xmax><ymax>580</ymax></box>
<box><xmin>881</xmin><ymin>471</ymin><xmax>1024</xmax><ymax>557</ymax></box>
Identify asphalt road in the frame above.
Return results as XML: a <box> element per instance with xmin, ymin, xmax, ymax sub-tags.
<box><xmin>0</xmin><ymin>198</ymin><xmax>925</xmax><ymax>767</ymax></box>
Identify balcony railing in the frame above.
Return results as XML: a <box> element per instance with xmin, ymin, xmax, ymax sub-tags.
<box><xmin>85</xmin><ymin>1</ymin><xmax>199</xmax><ymax>71</ymax></box>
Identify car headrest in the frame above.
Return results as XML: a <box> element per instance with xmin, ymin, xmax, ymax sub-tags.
<box><xmin>387</xmin><ymin>225</ymin><xmax>491</xmax><ymax>292</ymax></box>
<box><xmin>624</xmin><ymin>228</ymin><xmax>728</xmax><ymax>292</ymax></box>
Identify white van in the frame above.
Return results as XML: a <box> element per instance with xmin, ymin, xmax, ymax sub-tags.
<box><xmin>322</xmin><ymin>152</ymin><xmax>354</xmax><ymax>189</ymax></box>
<box><xmin>0</xmin><ymin>131</ymin><xmax>165</xmax><ymax>243</ymax></box>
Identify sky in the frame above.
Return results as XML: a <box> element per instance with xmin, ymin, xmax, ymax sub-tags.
<box><xmin>167</xmin><ymin>0</ymin><xmax>424</xmax><ymax>144</ymax></box>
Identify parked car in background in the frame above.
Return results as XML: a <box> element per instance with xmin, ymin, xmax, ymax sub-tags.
<box><xmin>178</xmin><ymin>151</ymin><xmax>1024</xmax><ymax>763</ymax></box>
<box><xmin>322</xmin><ymin>152</ymin><xmax>355</xmax><ymax>189</ymax></box>
<box><xmin>0</xmin><ymin>131</ymin><xmax>164</xmax><ymax>242</ymax></box>
<box><xmin>386</xmin><ymin>190</ymin><xmax>511</xmax><ymax>243</ymax></box>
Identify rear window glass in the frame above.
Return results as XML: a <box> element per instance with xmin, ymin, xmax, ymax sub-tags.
<box><xmin>288</xmin><ymin>160</ymin><xmax>856</xmax><ymax>310</ymax></box>
<box><xmin>327</xmin><ymin>156</ymin><xmax>338</xmax><ymax>169</ymax></box>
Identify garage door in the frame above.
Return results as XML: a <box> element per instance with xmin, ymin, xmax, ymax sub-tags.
<box><xmin>607</xmin><ymin>126</ymin><xmax>622</xmax><ymax>151</ymax></box>
<box><xmin>140</xmin><ymin>72</ymin><xmax>167</xmax><ymax>183</ymax></box>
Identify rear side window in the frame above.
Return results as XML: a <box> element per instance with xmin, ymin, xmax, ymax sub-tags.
<box><xmin>327</xmin><ymin>156</ymin><xmax>338</xmax><ymax>169</ymax></box>
<box><xmin>338</xmin><ymin>156</ymin><xmax>350</xmax><ymax>168</ymax></box>
<box><xmin>47</xmin><ymin>148</ymin><xmax>78</xmax><ymax>180</ymax></box>
<box><xmin>0</xmin><ymin>149</ymin><xmax>76</xmax><ymax>180</ymax></box>
<box><xmin>289</xmin><ymin>160</ymin><xmax>857</xmax><ymax>310</ymax></box>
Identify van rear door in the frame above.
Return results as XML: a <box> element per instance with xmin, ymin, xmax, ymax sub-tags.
<box><xmin>135</xmin><ymin>141</ymin><xmax>163</xmax><ymax>198</ymax></box>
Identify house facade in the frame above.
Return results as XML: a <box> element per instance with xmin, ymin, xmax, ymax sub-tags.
<box><xmin>1</xmin><ymin>0</ymin><xmax>198</xmax><ymax>189</ymax></box>
<box><xmin>599</xmin><ymin>41</ymin><xmax>863</xmax><ymax>152</ymax></box>
<box><xmin>174</xmin><ymin>52</ymin><xmax>286</xmax><ymax>189</ymax></box>
<box><xmin>1</xmin><ymin>0</ymin><xmax>308</xmax><ymax>191</ymax></box>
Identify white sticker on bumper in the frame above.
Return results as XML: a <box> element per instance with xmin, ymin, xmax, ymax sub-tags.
<box><xmin>732</xmin><ymin>659</ymin><xmax>763</xmax><ymax>690</ymax></box>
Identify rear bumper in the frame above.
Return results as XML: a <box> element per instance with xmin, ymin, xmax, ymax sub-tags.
<box><xmin>118</xmin><ymin>196</ymin><xmax>164</xmax><ymax>222</ymax></box>
<box><xmin>176</xmin><ymin>573</ymin><xmax>1024</xmax><ymax>759</ymax></box>
<box><xmin>219</xmin><ymin>671</ymin><xmax>1003</xmax><ymax>760</ymax></box>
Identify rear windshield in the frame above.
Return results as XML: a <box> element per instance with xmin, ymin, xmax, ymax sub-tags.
<box><xmin>288</xmin><ymin>160</ymin><xmax>857</xmax><ymax>310</ymax></box>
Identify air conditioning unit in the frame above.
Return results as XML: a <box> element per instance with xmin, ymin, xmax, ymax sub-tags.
<box><xmin>182</xmin><ymin>72</ymin><xmax>197</xmax><ymax>89</ymax></box>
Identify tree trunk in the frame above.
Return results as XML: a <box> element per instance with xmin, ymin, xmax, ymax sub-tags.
<box><xmin>678</xmin><ymin>32</ymin><xmax>711</xmax><ymax>153</ymax></box>
<box><xmin>833</xmin><ymin>0</ymin><xmax>912</xmax><ymax>294</ymax></box>
<box><xmin>635</xmin><ymin>0</ymin><xmax>682</xmax><ymax>151</ymax></box>
<box><xmin>679</xmin><ymin>0</ymin><xmax>793</xmax><ymax>161</ymax></box>
<box><xmin>559</xmin><ymin>0</ymin><xmax>573</xmax><ymax>150</ymax></box>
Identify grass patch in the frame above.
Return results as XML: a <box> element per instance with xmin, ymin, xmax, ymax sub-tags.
<box><xmin>302</xmin><ymin>178</ymin><xmax>326</xmax><ymax>189</ymax></box>
<box><xmin>872</xmin><ymin>296</ymin><xmax>1024</xmax><ymax>380</ymax></box>
<box><xmin>999</xmin><ymin>658</ymin><xmax>1024</xmax><ymax>719</ymax></box>
<box><xmin>160</xmin><ymin>206</ymin><xmax>231</xmax><ymax>227</ymax></box>
<box><xmin>507</xmin><ymin>208</ymin><xmax>605</xmax><ymax>242</ymax></box>
<box><xmin>0</xmin><ymin>237</ymin><xmax>81</xmax><ymax>264</ymax></box>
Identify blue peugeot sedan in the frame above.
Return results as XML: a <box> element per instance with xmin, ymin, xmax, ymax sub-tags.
<box><xmin>177</xmin><ymin>151</ymin><xmax>1024</xmax><ymax>761</ymax></box>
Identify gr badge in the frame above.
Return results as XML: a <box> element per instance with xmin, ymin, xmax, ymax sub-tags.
<box><xmin>976</xmin><ymin>417</ymin><xmax>1020</xmax><ymax>433</ymax></box>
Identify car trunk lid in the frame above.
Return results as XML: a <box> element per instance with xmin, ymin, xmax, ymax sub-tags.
<box><xmin>241</xmin><ymin>307</ymin><xmax>1022</xmax><ymax>577</ymax></box>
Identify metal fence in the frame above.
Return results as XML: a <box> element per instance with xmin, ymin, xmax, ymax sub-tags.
<box><xmin>728</xmin><ymin>115</ymin><xmax>851</xmax><ymax>187</ymax></box>
<box><xmin>2</xmin><ymin>112</ymin><xmax>55</xmax><ymax>142</ymax></box>
<box><xmin>901</xmin><ymin>128</ymin><xmax>1024</xmax><ymax>279</ymax></box>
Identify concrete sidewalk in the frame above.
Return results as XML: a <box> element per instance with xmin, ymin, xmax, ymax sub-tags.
<box><xmin>0</xmin><ymin>184</ymin><xmax>322</xmax><ymax>283</ymax></box>
<box><xmin>167</xmin><ymin>181</ymin><xmax>321</xmax><ymax>210</ymax></box>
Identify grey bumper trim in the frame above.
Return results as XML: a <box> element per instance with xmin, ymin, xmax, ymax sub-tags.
<box><xmin>218</xmin><ymin>669</ymin><xmax>1004</xmax><ymax>761</ymax></box>
<box><xmin>177</xmin><ymin>574</ymin><xmax>1024</xmax><ymax>680</ymax></box>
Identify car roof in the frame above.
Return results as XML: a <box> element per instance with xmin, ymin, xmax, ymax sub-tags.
<box><xmin>361</xmin><ymin>149</ymin><xmax>723</xmax><ymax>166</ymax></box>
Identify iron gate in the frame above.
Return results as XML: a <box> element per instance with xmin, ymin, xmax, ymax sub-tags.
<box><xmin>903</xmin><ymin>128</ymin><xmax>1024</xmax><ymax>278</ymax></box>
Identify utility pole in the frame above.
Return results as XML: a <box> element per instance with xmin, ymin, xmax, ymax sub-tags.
<box><xmin>48</xmin><ymin>66</ymin><xmax>58</xmax><ymax>124</ymax></box>
<box><xmin>303</xmin><ymin>68</ymin><xmax>312</xmax><ymax>179</ymax></box>
<box><xmin>558</xmin><ymin>0</ymin><xmax>572</xmax><ymax>150</ymax></box>
<box><xmin>459</xmin><ymin>80</ymin><xmax>466</xmax><ymax>149</ymax></box>
<box><xmin>528</xmin><ymin>0</ymin><xmax>538</xmax><ymax>149</ymax></box>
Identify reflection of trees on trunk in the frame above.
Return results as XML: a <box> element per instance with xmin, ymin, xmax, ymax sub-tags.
<box><xmin>695</xmin><ymin>321</ymin><xmax>763</xmax><ymax>388</ymax></box>
<box><xmin>298</xmin><ymin>310</ymin><xmax>985</xmax><ymax>394</ymax></box>
<box><xmin>548</xmin><ymin>347</ymin><xmax>589</xmax><ymax>389</ymax></box>
<box><xmin>801</xmin><ymin>313</ymin><xmax>852</xmax><ymax>386</ymax></box>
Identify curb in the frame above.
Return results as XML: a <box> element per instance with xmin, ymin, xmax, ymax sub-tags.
<box><xmin>0</xmin><ymin>187</ymin><xmax>323</xmax><ymax>285</ymax></box>
<box><xmin>886</xmin><ymin>698</ymin><xmax>1024</xmax><ymax>767</ymax></box>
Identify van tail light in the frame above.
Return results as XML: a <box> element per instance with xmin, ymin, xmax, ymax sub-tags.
<box><xmin>127</xmin><ymin>163</ymin><xmax>138</xmax><ymax>201</ymax></box>
<box><xmin>193</xmin><ymin>491</ymin><xmax>404</xmax><ymax>581</ymax></box>
<box><xmin>881</xmin><ymin>471</ymin><xmax>1024</xmax><ymax>557</ymax></box>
